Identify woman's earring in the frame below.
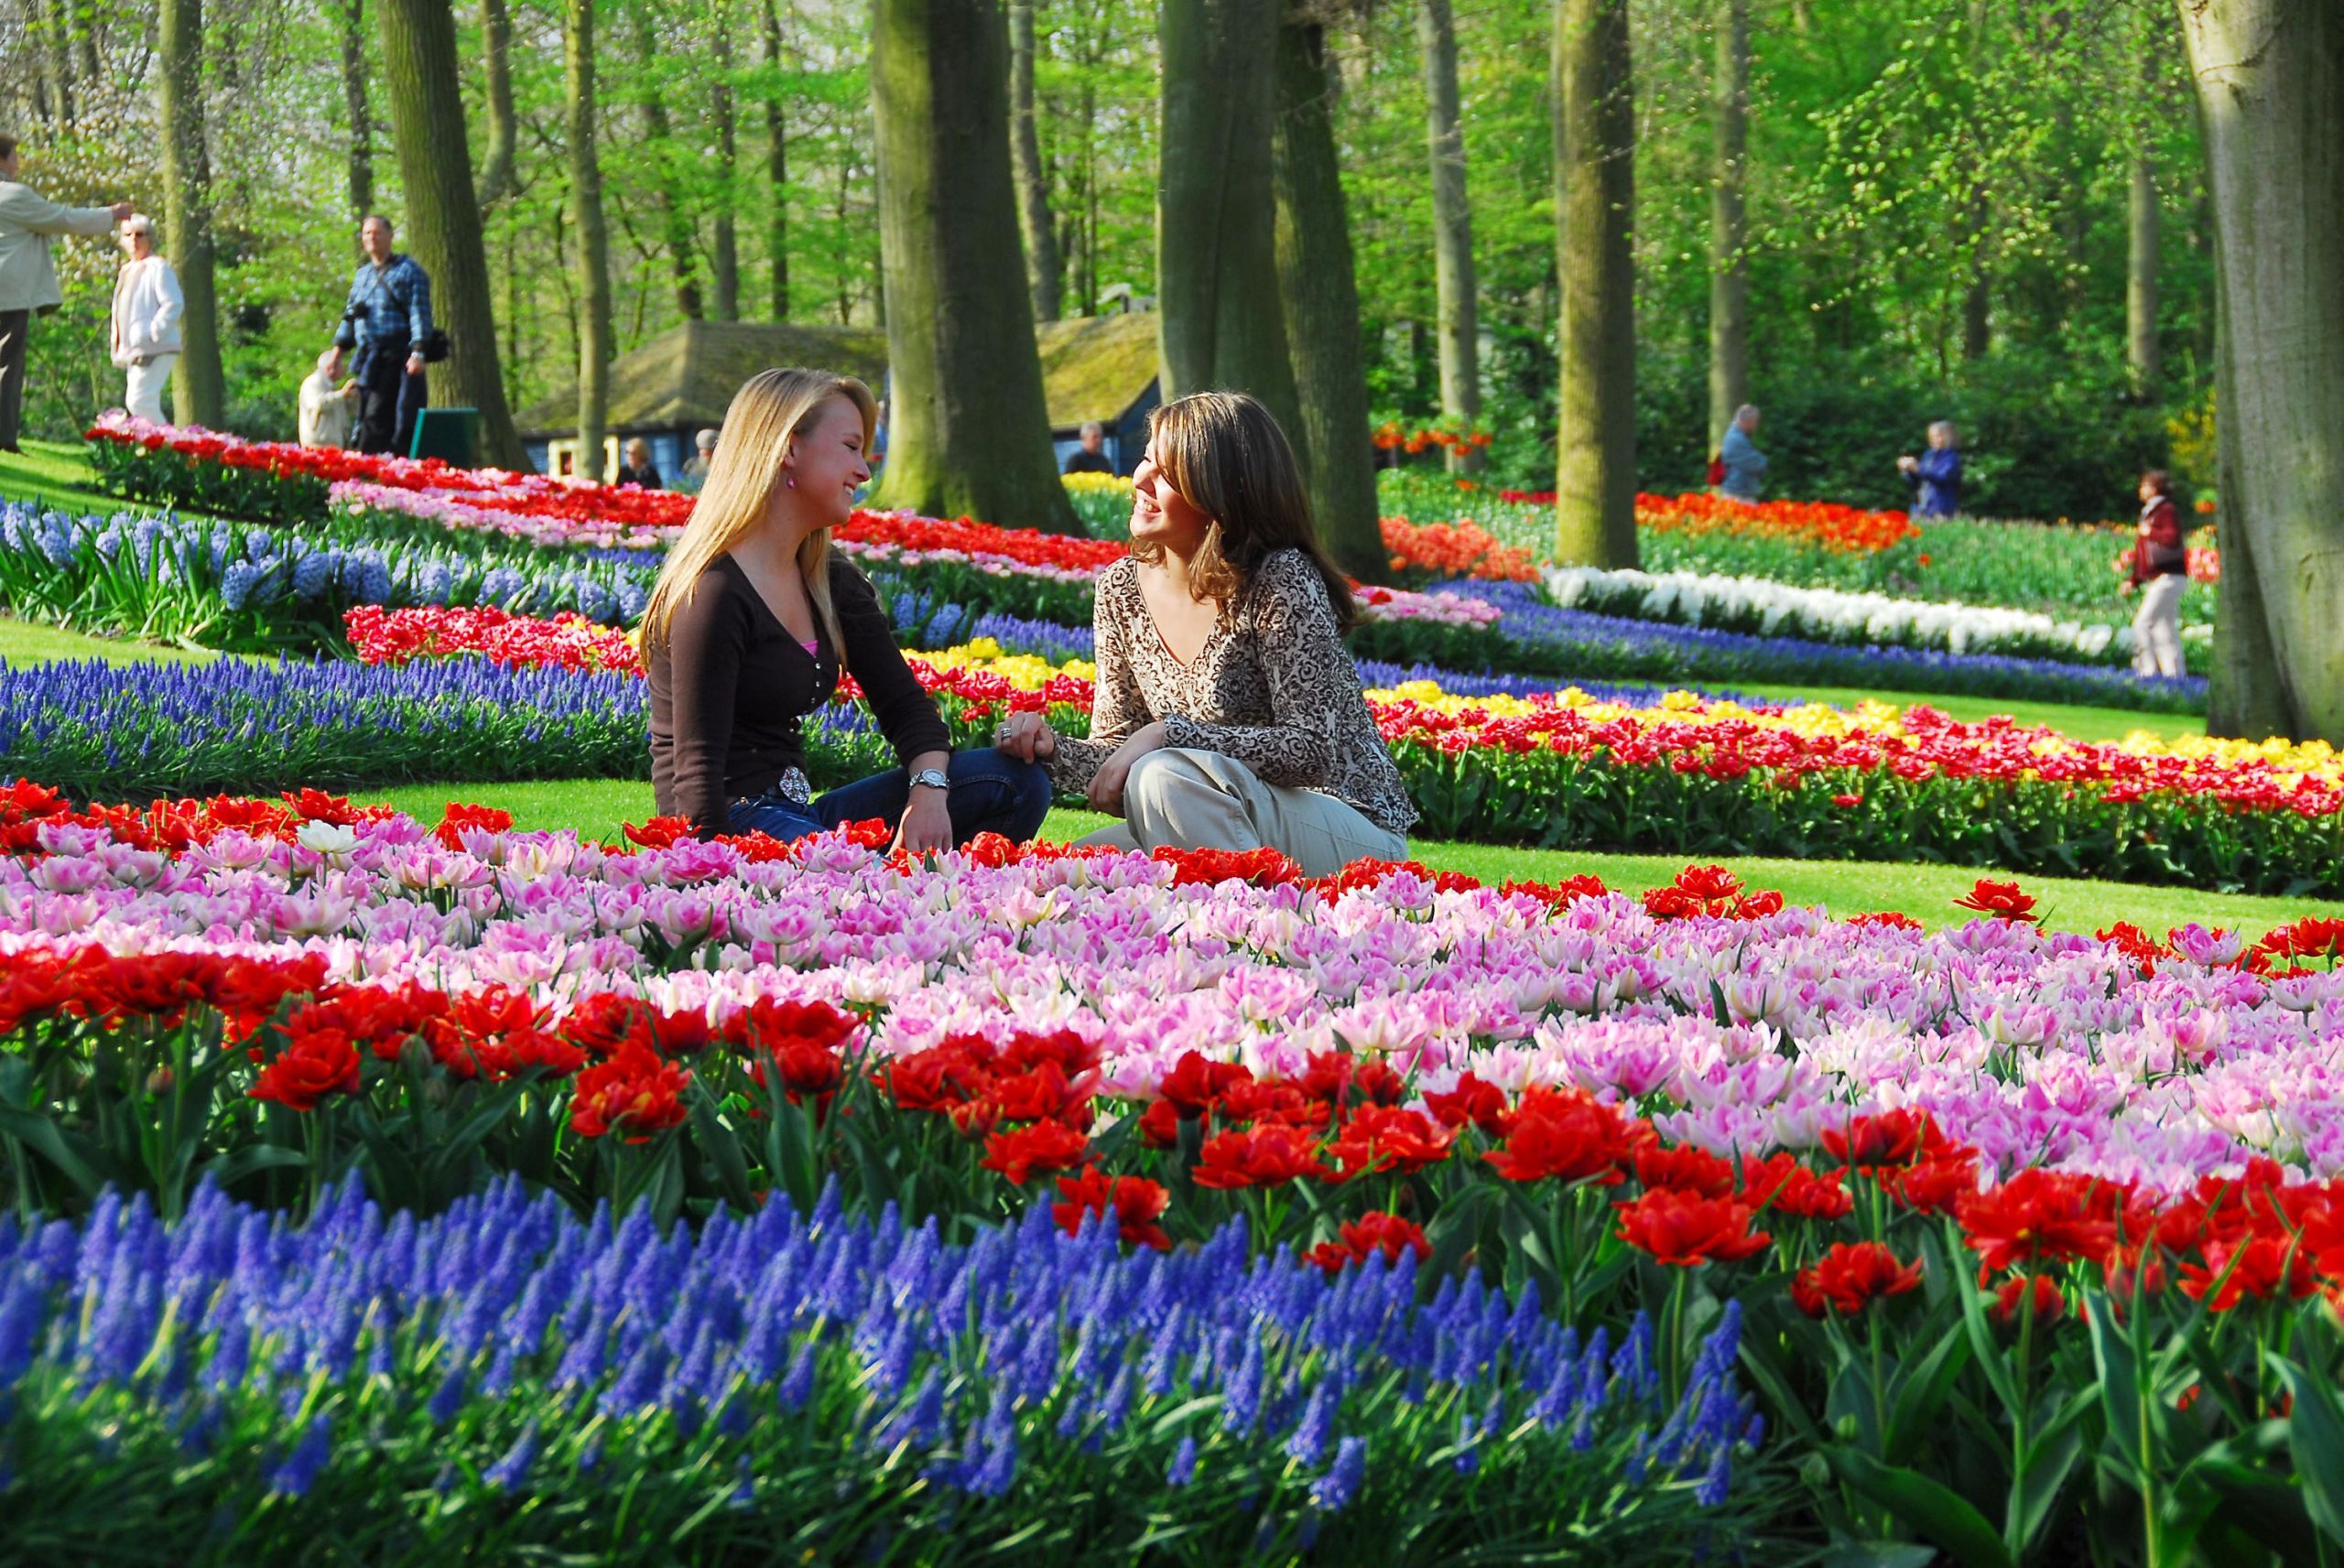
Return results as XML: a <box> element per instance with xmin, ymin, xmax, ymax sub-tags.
<box><xmin>786</xmin><ymin>471</ymin><xmax>797</xmax><ymax>489</ymax></box>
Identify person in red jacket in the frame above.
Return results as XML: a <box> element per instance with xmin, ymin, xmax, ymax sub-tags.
<box><xmin>2121</xmin><ymin>469</ymin><xmax>2187</xmax><ymax>678</ymax></box>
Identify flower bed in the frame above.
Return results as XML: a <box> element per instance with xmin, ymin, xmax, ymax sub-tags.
<box><xmin>1544</xmin><ymin>562</ymin><xmax>2208</xmax><ymax>673</ymax></box>
<box><xmin>1</xmin><ymin>1179</ymin><xmax>1764</xmax><ymax>1563</ymax></box>
<box><xmin>85</xmin><ymin>414</ymin><xmax>692</xmax><ymax>530</ymax></box>
<box><xmin>5</xmin><ymin>793</ymin><xmax>2344</xmax><ymax>1558</ymax></box>
<box><xmin>0</xmin><ymin>503</ymin><xmax>641</xmax><ymax>653</ymax></box>
<box><xmin>1387</xmin><ymin>472</ymin><xmax>2225</xmax><ymax>621</ymax></box>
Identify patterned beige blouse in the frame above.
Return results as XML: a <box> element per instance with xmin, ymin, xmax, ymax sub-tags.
<box><xmin>1015</xmin><ymin>549</ymin><xmax>1419</xmax><ymax>836</ymax></box>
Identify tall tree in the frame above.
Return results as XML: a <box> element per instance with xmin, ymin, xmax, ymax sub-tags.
<box><xmin>869</xmin><ymin>0</ymin><xmax>1078</xmax><ymax>533</ymax></box>
<box><xmin>564</xmin><ymin>0</ymin><xmax>615</xmax><ymax>481</ymax></box>
<box><xmin>1158</xmin><ymin>0</ymin><xmax>1306</xmax><ymax>461</ymax></box>
<box><xmin>340</xmin><ymin>0</ymin><xmax>374</xmax><ymax>223</ymax></box>
<box><xmin>1008</xmin><ymin>0</ymin><xmax>1062</xmax><ymax>320</ymax></box>
<box><xmin>1552</xmin><ymin>0</ymin><xmax>1637</xmax><ymax>568</ymax></box>
<box><xmin>632</xmin><ymin>6</ymin><xmax>703</xmax><ymax>320</ymax></box>
<box><xmin>1707</xmin><ymin>0</ymin><xmax>1750</xmax><ymax>450</ymax></box>
<box><xmin>2126</xmin><ymin>146</ymin><xmax>2158</xmax><ymax>395</ymax></box>
<box><xmin>1272</xmin><ymin>15</ymin><xmax>1381</xmax><ymax>580</ymax></box>
<box><xmin>1959</xmin><ymin>0</ymin><xmax>1991</xmax><ymax>361</ymax></box>
<box><xmin>377</xmin><ymin>0</ymin><xmax>529</xmax><ymax>469</ymax></box>
<box><xmin>157</xmin><ymin>0</ymin><xmax>225</xmax><ymax>427</ymax></box>
<box><xmin>1416</xmin><ymin>0</ymin><xmax>1480</xmax><ymax>473</ymax></box>
<box><xmin>2180</xmin><ymin>0</ymin><xmax>2344</xmax><ymax>741</ymax></box>
<box><xmin>474</xmin><ymin>0</ymin><xmax>520</xmax><ymax>210</ymax></box>
<box><xmin>761</xmin><ymin>0</ymin><xmax>789</xmax><ymax>320</ymax></box>
<box><xmin>711</xmin><ymin>10</ymin><xmax>742</xmax><ymax>320</ymax></box>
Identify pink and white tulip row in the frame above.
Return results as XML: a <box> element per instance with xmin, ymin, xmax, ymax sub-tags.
<box><xmin>6</xmin><ymin>810</ymin><xmax>2341</xmax><ymax>1195</ymax></box>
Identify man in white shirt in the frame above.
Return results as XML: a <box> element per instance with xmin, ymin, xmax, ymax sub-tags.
<box><xmin>0</xmin><ymin>133</ymin><xmax>133</xmax><ymax>452</ymax></box>
<box><xmin>109</xmin><ymin>214</ymin><xmax>184</xmax><ymax>425</ymax></box>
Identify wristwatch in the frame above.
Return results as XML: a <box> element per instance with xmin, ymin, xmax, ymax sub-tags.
<box><xmin>908</xmin><ymin>767</ymin><xmax>950</xmax><ymax>792</ymax></box>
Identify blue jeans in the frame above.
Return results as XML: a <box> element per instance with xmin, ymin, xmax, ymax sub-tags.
<box><xmin>728</xmin><ymin>747</ymin><xmax>1052</xmax><ymax>846</ymax></box>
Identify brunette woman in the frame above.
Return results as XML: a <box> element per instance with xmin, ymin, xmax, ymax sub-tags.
<box><xmin>997</xmin><ymin>391</ymin><xmax>1416</xmax><ymax>874</ymax></box>
<box><xmin>644</xmin><ymin>367</ymin><xmax>1050</xmax><ymax>847</ymax></box>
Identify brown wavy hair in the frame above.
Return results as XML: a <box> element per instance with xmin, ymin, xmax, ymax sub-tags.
<box><xmin>1134</xmin><ymin>391</ymin><xmax>1358</xmax><ymax>630</ymax></box>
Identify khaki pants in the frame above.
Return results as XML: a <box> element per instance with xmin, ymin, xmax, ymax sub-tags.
<box><xmin>2131</xmin><ymin>573</ymin><xmax>2187</xmax><ymax>679</ymax></box>
<box><xmin>1076</xmin><ymin>747</ymin><xmax>1408</xmax><ymax>876</ymax></box>
<box><xmin>124</xmin><ymin>353</ymin><xmax>174</xmax><ymax>425</ymax></box>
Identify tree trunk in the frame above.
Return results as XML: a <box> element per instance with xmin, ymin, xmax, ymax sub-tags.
<box><xmin>1960</xmin><ymin>0</ymin><xmax>1991</xmax><ymax>362</ymax></box>
<box><xmin>1273</xmin><ymin>17</ymin><xmax>1383</xmax><ymax>581</ymax></box>
<box><xmin>157</xmin><ymin>0</ymin><xmax>226</xmax><ymax>427</ymax></box>
<box><xmin>1008</xmin><ymin>0</ymin><xmax>1062</xmax><ymax>321</ymax></box>
<box><xmin>474</xmin><ymin>0</ymin><xmax>519</xmax><ymax>209</ymax></box>
<box><xmin>1158</xmin><ymin>0</ymin><xmax>1307</xmax><ymax>465</ymax></box>
<box><xmin>762</xmin><ymin>0</ymin><xmax>789</xmax><ymax>320</ymax></box>
<box><xmin>1552</xmin><ymin>0</ymin><xmax>1637</xmax><ymax>568</ymax></box>
<box><xmin>711</xmin><ymin>10</ymin><xmax>741</xmax><ymax>320</ymax></box>
<box><xmin>40</xmin><ymin>0</ymin><xmax>76</xmax><ymax>124</ymax></box>
<box><xmin>377</xmin><ymin>0</ymin><xmax>529</xmax><ymax>470</ymax></box>
<box><xmin>632</xmin><ymin>8</ymin><xmax>702</xmax><ymax>321</ymax></box>
<box><xmin>1706</xmin><ymin>0</ymin><xmax>1749</xmax><ymax>451</ymax></box>
<box><xmin>564</xmin><ymin>0</ymin><xmax>615</xmax><ymax>481</ymax></box>
<box><xmin>1417</xmin><ymin>0</ymin><xmax>1481</xmax><ymax>474</ymax></box>
<box><xmin>340</xmin><ymin>0</ymin><xmax>374</xmax><ymax>223</ymax></box>
<box><xmin>869</xmin><ymin>0</ymin><xmax>1079</xmax><ymax>533</ymax></box>
<box><xmin>2180</xmin><ymin>0</ymin><xmax>2344</xmax><ymax>741</ymax></box>
<box><xmin>2126</xmin><ymin>149</ymin><xmax>2160</xmax><ymax>395</ymax></box>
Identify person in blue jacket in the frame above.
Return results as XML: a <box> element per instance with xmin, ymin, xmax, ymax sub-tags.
<box><xmin>1897</xmin><ymin>421</ymin><xmax>1962</xmax><ymax>517</ymax></box>
<box><xmin>325</xmin><ymin>214</ymin><xmax>432</xmax><ymax>457</ymax></box>
<box><xmin>1718</xmin><ymin>405</ymin><xmax>1767</xmax><ymax>503</ymax></box>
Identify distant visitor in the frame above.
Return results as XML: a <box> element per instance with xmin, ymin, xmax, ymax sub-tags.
<box><xmin>328</xmin><ymin>214</ymin><xmax>432</xmax><ymax>458</ymax></box>
<box><xmin>617</xmin><ymin>437</ymin><xmax>662</xmax><ymax>490</ymax></box>
<box><xmin>1063</xmin><ymin>420</ymin><xmax>1114</xmax><ymax>476</ymax></box>
<box><xmin>2122</xmin><ymin>469</ymin><xmax>2187</xmax><ymax>680</ymax></box>
<box><xmin>298</xmin><ymin>348</ymin><xmax>358</xmax><ymax>450</ymax></box>
<box><xmin>108</xmin><ymin>213</ymin><xmax>183</xmax><ymax>427</ymax></box>
<box><xmin>677</xmin><ymin>427</ymin><xmax>718</xmax><ymax>493</ymax></box>
<box><xmin>1897</xmin><ymin>421</ymin><xmax>1962</xmax><ymax>517</ymax></box>
<box><xmin>1719</xmin><ymin>404</ymin><xmax>1767</xmax><ymax>503</ymax></box>
<box><xmin>0</xmin><ymin>132</ymin><xmax>133</xmax><ymax>453</ymax></box>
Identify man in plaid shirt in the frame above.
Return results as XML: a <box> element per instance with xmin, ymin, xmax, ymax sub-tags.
<box><xmin>326</xmin><ymin>214</ymin><xmax>431</xmax><ymax>456</ymax></box>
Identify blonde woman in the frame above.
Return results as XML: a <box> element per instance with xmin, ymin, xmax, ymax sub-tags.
<box><xmin>997</xmin><ymin>391</ymin><xmax>1416</xmax><ymax>874</ymax></box>
<box><xmin>644</xmin><ymin>367</ymin><xmax>1050</xmax><ymax>847</ymax></box>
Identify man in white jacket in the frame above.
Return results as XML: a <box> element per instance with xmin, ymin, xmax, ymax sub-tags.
<box><xmin>0</xmin><ymin>133</ymin><xmax>133</xmax><ymax>452</ymax></box>
<box><xmin>110</xmin><ymin>214</ymin><xmax>183</xmax><ymax>425</ymax></box>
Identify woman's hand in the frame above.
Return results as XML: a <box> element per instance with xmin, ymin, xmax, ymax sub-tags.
<box><xmin>1087</xmin><ymin>721</ymin><xmax>1169</xmax><ymax>816</ymax></box>
<box><xmin>999</xmin><ymin>711</ymin><xmax>1058</xmax><ymax>762</ymax></box>
<box><xmin>895</xmin><ymin>786</ymin><xmax>954</xmax><ymax>855</ymax></box>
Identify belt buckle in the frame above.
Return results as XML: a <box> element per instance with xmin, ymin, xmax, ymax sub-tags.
<box><xmin>776</xmin><ymin>766</ymin><xmax>812</xmax><ymax>806</ymax></box>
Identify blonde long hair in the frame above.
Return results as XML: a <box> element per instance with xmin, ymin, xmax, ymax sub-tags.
<box><xmin>639</xmin><ymin>367</ymin><xmax>878</xmax><ymax>651</ymax></box>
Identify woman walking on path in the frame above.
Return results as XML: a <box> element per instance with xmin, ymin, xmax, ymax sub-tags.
<box><xmin>996</xmin><ymin>391</ymin><xmax>1417</xmax><ymax>876</ymax></box>
<box><xmin>1896</xmin><ymin>421</ymin><xmax>1962</xmax><ymax>517</ymax></box>
<box><xmin>108</xmin><ymin>214</ymin><xmax>182</xmax><ymax>425</ymax></box>
<box><xmin>644</xmin><ymin>367</ymin><xmax>1051</xmax><ymax>847</ymax></box>
<box><xmin>2122</xmin><ymin>469</ymin><xmax>2188</xmax><ymax>679</ymax></box>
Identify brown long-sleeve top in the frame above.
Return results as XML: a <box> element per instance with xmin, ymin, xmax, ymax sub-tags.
<box><xmin>649</xmin><ymin>554</ymin><xmax>951</xmax><ymax>838</ymax></box>
<box><xmin>1015</xmin><ymin>550</ymin><xmax>1418</xmax><ymax>836</ymax></box>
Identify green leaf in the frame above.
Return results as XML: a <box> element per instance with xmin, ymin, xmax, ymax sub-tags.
<box><xmin>1886</xmin><ymin>1316</ymin><xmax>1973</xmax><ymax>1466</ymax></box>
<box><xmin>1825</xmin><ymin>1447</ymin><xmax>2015</xmax><ymax>1568</ymax></box>
<box><xmin>2277</xmin><ymin>1359</ymin><xmax>2344</xmax><ymax>1545</ymax></box>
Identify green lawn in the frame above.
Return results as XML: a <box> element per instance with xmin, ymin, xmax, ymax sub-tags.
<box><xmin>0</xmin><ymin>613</ymin><xmax>229</xmax><ymax>667</ymax></box>
<box><xmin>0</xmin><ymin>437</ymin><xmax>152</xmax><ymax>520</ymax></box>
<box><xmin>361</xmin><ymin>779</ymin><xmax>2340</xmax><ymax>939</ymax></box>
<box><xmin>1720</xmin><ymin>684</ymin><xmax>2200</xmax><ymax>745</ymax></box>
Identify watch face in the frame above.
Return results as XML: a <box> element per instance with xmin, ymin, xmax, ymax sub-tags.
<box><xmin>912</xmin><ymin>769</ymin><xmax>950</xmax><ymax>790</ymax></box>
